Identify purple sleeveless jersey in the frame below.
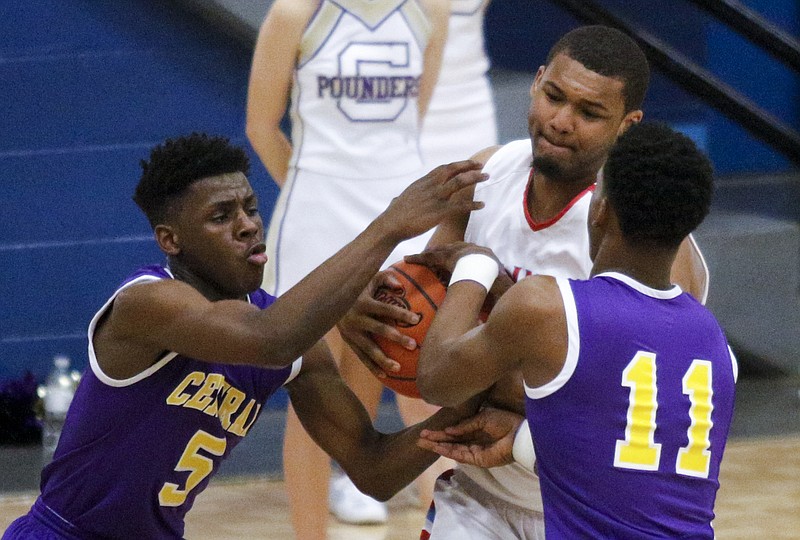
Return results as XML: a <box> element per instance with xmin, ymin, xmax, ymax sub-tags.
<box><xmin>525</xmin><ymin>273</ymin><xmax>736</xmax><ymax>539</ymax></box>
<box><xmin>12</xmin><ymin>266</ymin><xmax>297</xmax><ymax>539</ymax></box>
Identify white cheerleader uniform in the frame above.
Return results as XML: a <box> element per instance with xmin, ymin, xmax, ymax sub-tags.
<box><xmin>264</xmin><ymin>0</ymin><xmax>434</xmax><ymax>295</ymax></box>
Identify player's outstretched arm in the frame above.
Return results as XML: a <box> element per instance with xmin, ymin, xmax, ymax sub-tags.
<box><xmin>337</xmin><ymin>146</ymin><xmax>503</xmax><ymax>375</ymax></box>
<box><xmin>105</xmin><ymin>162</ymin><xmax>487</xmax><ymax>377</ymax></box>
<box><xmin>287</xmin><ymin>340</ymin><xmax>482</xmax><ymax>501</ymax></box>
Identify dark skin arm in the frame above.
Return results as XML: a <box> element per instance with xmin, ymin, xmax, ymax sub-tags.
<box><xmin>94</xmin><ymin>161</ymin><xmax>487</xmax><ymax>379</ymax></box>
<box><xmin>337</xmin><ymin>146</ymin><xmax>503</xmax><ymax>376</ymax></box>
<box><xmin>417</xmin><ymin>406</ymin><xmax>524</xmax><ymax>468</ymax></box>
<box><xmin>286</xmin><ymin>340</ymin><xmax>482</xmax><ymax>501</ymax></box>
<box><xmin>418</xmin><ymin>272</ymin><xmax>566</xmax><ymax>408</ymax></box>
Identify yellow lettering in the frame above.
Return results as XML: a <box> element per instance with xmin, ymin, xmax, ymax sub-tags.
<box><xmin>185</xmin><ymin>373</ymin><xmax>225</xmax><ymax>411</ymax></box>
<box><xmin>229</xmin><ymin>400</ymin><xmax>260</xmax><ymax>437</ymax></box>
<box><xmin>216</xmin><ymin>385</ymin><xmax>246</xmax><ymax>430</ymax></box>
<box><xmin>166</xmin><ymin>372</ymin><xmax>205</xmax><ymax>406</ymax></box>
<box><xmin>203</xmin><ymin>380</ymin><xmax>228</xmax><ymax>417</ymax></box>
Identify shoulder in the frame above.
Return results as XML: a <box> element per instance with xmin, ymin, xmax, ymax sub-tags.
<box><xmin>471</xmin><ymin>140</ymin><xmax>532</xmax><ymax>196</ymax></box>
<box><xmin>111</xmin><ymin>275</ymin><xmax>197</xmax><ymax>318</ymax></box>
<box><xmin>482</xmin><ymin>140</ymin><xmax>532</xmax><ymax>174</ymax></box>
<box><xmin>469</xmin><ymin>144</ymin><xmax>502</xmax><ymax>166</ymax></box>
<box><xmin>418</xmin><ymin>0</ymin><xmax>450</xmax><ymax>24</ymax></box>
<box><xmin>259</xmin><ymin>0</ymin><xmax>318</xmax><ymax>35</ymax></box>
<box><xmin>483</xmin><ymin>275</ymin><xmax>567</xmax><ymax>382</ymax></box>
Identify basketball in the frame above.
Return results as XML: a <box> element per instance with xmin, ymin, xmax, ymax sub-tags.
<box><xmin>372</xmin><ymin>261</ymin><xmax>447</xmax><ymax>398</ymax></box>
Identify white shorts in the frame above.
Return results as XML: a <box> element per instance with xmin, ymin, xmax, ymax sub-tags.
<box><xmin>263</xmin><ymin>167</ymin><xmax>432</xmax><ymax>296</ymax></box>
<box><xmin>421</xmin><ymin>76</ymin><xmax>498</xmax><ymax>170</ymax></box>
<box><xmin>422</xmin><ymin>469</ymin><xmax>545</xmax><ymax>540</ymax></box>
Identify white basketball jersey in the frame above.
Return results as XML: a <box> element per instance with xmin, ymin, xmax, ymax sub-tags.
<box><xmin>460</xmin><ymin>139</ymin><xmax>595</xmax><ymax>512</ymax></box>
<box><xmin>466</xmin><ymin>139</ymin><xmax>594</xmax><ymax>282</ymax></box>
<box><xmin>289</xmin><ymin>0</ymin><xmax>430</xmax><ymax>179</ymax></box>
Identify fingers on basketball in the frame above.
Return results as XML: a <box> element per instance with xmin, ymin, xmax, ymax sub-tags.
<box><xmin>371</xmin><ymin>260</ymin><xmax>447</xmax><ymax>398</ymax></box>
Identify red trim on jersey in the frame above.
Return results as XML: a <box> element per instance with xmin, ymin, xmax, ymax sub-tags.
<box><xmin>523</xmin><ymin>169</ymin><xmax>596</xmax><ymax>231</ymax></box>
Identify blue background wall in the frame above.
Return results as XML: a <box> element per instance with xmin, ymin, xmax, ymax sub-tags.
<box><xmin>1</xmin><ymin>0</ymin><xmax>798</xmax><ymax>384</ymax></box>
<box><xmin>1</xmin><ymin>0</ymin><xmax>276</xmax><ymax>381</ymax></box>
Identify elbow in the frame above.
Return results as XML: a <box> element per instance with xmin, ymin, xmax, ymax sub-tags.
<box><xmin>417</xmin><ymin>353</ymin><xmax>470</xmax><ymax>407</ymax></box>
<box><xmin>244</xmin><ymin>121</ymin><xmax>259</xmax><ymax>146</ymax></box>
<box><xmin>417</xmin><ymin>354</ymin><xmax>450</xmax><ymax>407</ymax></box>
<box><xmin>249</xmin><ymin>329</ymin><xmax>305</xmax><ymax>369</ymax></box>
<box><xmin>417</xmin><ymin>375</ymin><xmax>458</xmax><ymax>408</ymax></box>
<box><xmin>348</xmin><ymin>473</ymin><xmax>395</xmax><ymax>502</ymax></box>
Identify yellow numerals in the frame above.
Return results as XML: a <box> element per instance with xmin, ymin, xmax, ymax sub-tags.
<box><xmin>614</xmin><ymin>352</ymin><xmax>661</xmax><ymax>471</ymax></box>
<box><xmin>677</xmin><ymin>361</ymin><xmax>713</xmax><ymax>477</ymax></box>
<box><xmin>159</xmin><ymin>430</ymin><xmax>227</xmax><ymax>507</ymax></box>
<box><xmin>614</xmin><ymin>354</ymin><xmax>714</xmax><ymax>479</ymax></box>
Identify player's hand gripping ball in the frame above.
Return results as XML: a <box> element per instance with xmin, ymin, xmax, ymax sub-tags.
<box><xmin>372</xmin><ymin>261</ymin><xmax>447</xmax><ymax>398</ymax></box>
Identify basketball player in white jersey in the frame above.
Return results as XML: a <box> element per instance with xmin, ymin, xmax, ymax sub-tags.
<box><xmin>338</xmin><ymin>26</ymin><xmax>709</xmax><ymax>539</ymax></box>
<box><xmin>420</xmin><ymin>0</ymin><xmax>497</xmax><ymax>170</ymax></box>
<box><xmin>246</xmin><ymin>1</ymin><xmax>449</xmax><ymax>537</ymax></box>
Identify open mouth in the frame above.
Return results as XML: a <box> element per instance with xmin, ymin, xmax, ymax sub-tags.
<box><xmin>247</xmin><ymin>243</ymin><xmax>268</xmax><ymax>266</ymax></box>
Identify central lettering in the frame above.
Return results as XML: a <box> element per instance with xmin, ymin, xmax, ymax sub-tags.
<box><xmin>166</xmin><ymin>372</ymin><xmax>261</xmax><ymax>437</ymax></box>
<box><xmin>317</xmin><ymin>75</ymin><xmax>420</xmax><ymax>101</ymax></box>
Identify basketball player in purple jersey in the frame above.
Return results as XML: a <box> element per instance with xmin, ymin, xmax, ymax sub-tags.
<box><xmin>417</xmin><ymin>122</ymin><xmax>737</xmax><ymax>538</ymax></box>
<box><xmin>2</xmin><ymin>133</ymin><xmax>489</xmax><ymax>539</ymax></box>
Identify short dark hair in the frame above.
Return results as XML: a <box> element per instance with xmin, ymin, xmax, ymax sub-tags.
<box><xmin>134</xmin><ymin>133</ymin><xmax>250</xmax><ymax>227</ymax></box>
<box><xmin>603</xmin><ymin>122</ymin><xmax>713</xmax><ymax>247</ymax></box>
<box><xmin>547</xmin><ymin>25</ymin><xmax>650</xmax><ymax>112</ymax></box>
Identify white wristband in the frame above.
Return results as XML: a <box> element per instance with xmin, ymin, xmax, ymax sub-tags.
<box><xmin>512</xmin><ymin>420</ymin><xmax>536</xmax><ymax>473</ymax></box>
<box><xmin>448</xmin><ymin>253</ymin><xmax>499</xmax><ymax>292</ymax></box>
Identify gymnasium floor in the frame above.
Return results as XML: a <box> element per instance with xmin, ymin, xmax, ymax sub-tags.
<box><xmin>0</xmin><ymin>369</ymin><xmax>798</xmax><ymax>538</ymax></box>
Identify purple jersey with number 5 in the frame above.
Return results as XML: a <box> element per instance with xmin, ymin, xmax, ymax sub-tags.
<box><xmin>525</xmin><ymin>273</ymin><xmax>736</xmax><ymax>539</ymax></box>
<box><xmin>32</xmin><ymin>265</ymin><xmax>300</xmax><ymax>539</ymax></box>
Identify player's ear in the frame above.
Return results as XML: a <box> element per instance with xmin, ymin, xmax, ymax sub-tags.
<box><xmin>590</xmin><ymin>196</ymin><xmax>609</xmax><ymax>230</ymax></box>
<box><xmin>155</xmin><ymin>224</ymin><xmax>181</xmax><ymax>256</ymax></box>
<box><xmin>618</xmin><ymin>110</ymin><xmax>643</xmax><ymax>136</ymax></box>
<box><xmin>531</xmin><ymin>66</ymin><xmax>546</xmax><ymax>96</ymax></box>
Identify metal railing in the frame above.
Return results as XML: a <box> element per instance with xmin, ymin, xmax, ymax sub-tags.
<box><xmin>687</xmin><ymin>0</ymin><xmax>800</xmax><ymax>73</ymax></box>
<box><xmin>546</xmin><ymin>0</ymin><xmax>800</xmax><ymax>165</ymax></box>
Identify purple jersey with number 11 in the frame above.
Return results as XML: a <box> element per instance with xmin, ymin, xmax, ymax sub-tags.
<box><xmin>525</xmin><ymin>273</ymin><xmax>736</xmax><ymax>539</ymax></box>
<box><xmin>13</xmin><ymin>266</ymin><xmax>301</xmax><ymax>539</ymax></box>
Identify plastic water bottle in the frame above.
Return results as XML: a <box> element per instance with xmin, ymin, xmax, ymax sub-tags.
<box><xmin>42</xmin><ymin>355</ymin><xmax>75</xmax><ymax>462</ymax></box>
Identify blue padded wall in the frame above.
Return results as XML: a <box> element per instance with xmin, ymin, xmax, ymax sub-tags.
<box><xmin>0</xmin><ymin>0</ymin><xmax>277</xmax><ymax>382</ymax></box>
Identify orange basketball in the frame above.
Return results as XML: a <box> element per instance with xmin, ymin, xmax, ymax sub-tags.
<box><xmin>372</xmin><ymin>261</ymin><xmax>447</xmax><ymax>398</ymax></box>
